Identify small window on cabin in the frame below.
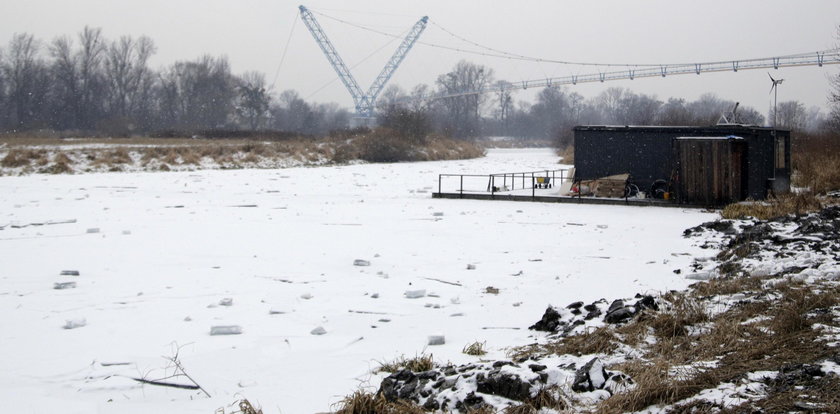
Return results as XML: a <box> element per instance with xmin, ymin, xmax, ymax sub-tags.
<box><xmin>775</xmin><ymin>136</ymin><xmax>785</xmax><ymax>169</ymax></box>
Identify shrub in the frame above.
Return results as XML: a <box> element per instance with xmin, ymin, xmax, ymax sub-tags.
<box><xmin>356</xmin><ymin>128</ymin><xmax>415</xmax><ymax>163</ymax></box>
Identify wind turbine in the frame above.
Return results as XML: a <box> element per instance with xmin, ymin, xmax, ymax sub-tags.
<box><xmin>769</xmin><ymin>73</ymin><xmax>785</xmax><ymax>127</ymax></box>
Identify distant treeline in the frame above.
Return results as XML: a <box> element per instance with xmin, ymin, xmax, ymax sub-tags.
<box><xmin>0</xmin><ymin>27</ymin><xmax>837</xmax><ymax>141</ymax></box>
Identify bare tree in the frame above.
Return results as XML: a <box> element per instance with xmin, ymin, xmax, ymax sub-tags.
<box><xmin>596</xmin><ymin>87</ymin><xmax>626</xmax><ymax>124</ymax></box>
<box><xmin>157</xmin><ymin>55</ymin><xmax>236</xmax><ymax>130</ymax></box>
<box><xmin>2</xmin><ymin>33</ymin><xmax>49</xmax><ymax>129</ymax></box>
<box><xmin>271</xmin><ymin>89</ymin><xmax>313</xmax><ymax>133</ymax></box>
<box><xmin>734</xmin><ymin>106</ymin><xmax>765</xmax><ymax>126</ymax></box>
<box><xmin>655</xmin><ymin>98</ymin><xmax>692</xmax><ymax>126</ymax></box>
<box><xmin>494</xmin><ymin>81</ymin><xmax>513</xmax><ymax>135</ymax></box>
<box><xmin>686</xmin><ymin>93</ymin><xmax>730</xmax><ymax>125</ymax></box>
<box><xmin>104</xmin><ymin>35</ymin><xmax>156</xmax><ymax>120</ymax></box>
<box><xmin>49</xmin><ymin>35</ymin><xmax>80</xmax><ymax>129</ymax></box>
<box><xmin>0</xmin><ymin>46</ymin><xmax>6</xmax><ymax>128</ymax></box>
<box><xmin>375</xmin><ymin>84</ymin><xmax>406</xmax><ymax>113</ymax></box>
<box><xmin>235</xmin><ymin>71</ymin><xmax>270</xmax><ymax>130</ymax></box>
<box><xmin>772</xmin><ymin>100</ymin><xmax>807</xmax><ymax>131</ymax></box>
<box><xmin>76</xmin><ymin>26</ymin><xmax>107</xmax><ymax>129</ymax></box>
<box><xmin>435</xmin><ymin>60</ymin><xmax>493</xmax><ymax>138</ymax></box>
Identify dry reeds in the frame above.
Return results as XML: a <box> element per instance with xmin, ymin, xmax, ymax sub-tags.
<box><xmin>1</xmin><ymin>148</ymin><xmax>47</xmax><ymax>168</ymax></box>
<box><xmin>792</xmin><ymin>131</ymin><xmax>840</xmax><ymax>194</ymax></box>
<box><xmin>557</xmin><ymin>145</ymin><xmax>574</xmax><ymax>165</ymax></box>
<box><xmin>596</xmin><ymin>280</ymin><xmax>840</xmax><ymax>413</ymax></box>
<box><xmin>463</xmin><ymin>341</ymin><xmax>487</xmax><ymax>356</ymax></box>
<box><xmin>722</xmin><ymin>192</ymin><xmax>824</xmax><ymax>220</ymax></box>
<box><xmin>333</xmin><ymin>390</ymin><xmax>425</xmax><ymax>414</ymax></box>
<box><xmin>376</xmin><ymin>353</ymin><xmax>435</xmax><ymax>374</ymax></box>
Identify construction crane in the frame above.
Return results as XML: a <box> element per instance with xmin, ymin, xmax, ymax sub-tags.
<box><xmin>298</xmin><ymin>5</ymin><xmax>428</xmax><ymax>125</ymax></box>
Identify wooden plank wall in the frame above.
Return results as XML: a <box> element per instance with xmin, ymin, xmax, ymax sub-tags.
<box><xmin>677</xmin><ymin>139</ymin><xmax>744</xmax><ymax>205</ymax></box>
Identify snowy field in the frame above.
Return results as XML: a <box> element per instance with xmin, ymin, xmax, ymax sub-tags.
<box><xmin>0</xmin><ymin>148</ymin><xmax>717</xmax><ymax>413</ymax></box>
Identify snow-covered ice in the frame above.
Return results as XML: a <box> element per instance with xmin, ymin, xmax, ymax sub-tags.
<box><xmin>0</xmin><ymin>148</ymin><xmax>717</xmax><ymax>413</ymax></box>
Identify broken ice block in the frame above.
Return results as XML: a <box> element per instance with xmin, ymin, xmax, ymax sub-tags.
<box><xmin>353</xmin><ymin>259</ymin><xmax>371</xmax><ymax>266</ymax></box>
<box><xmin>60</xmin><ymin>270</ymin><xmax>80</xmax><ymax>276</ymax></box>
<box><xmin>54</xmin><ymin>282</ymin><xmax>77</xmax><ymax>290</ymax></box>
<box><xmin>210</xmin><ymin>325</ymin><xmax>243</xmax><ymax>335</ymax></box>
<box><xmin>310</xmin><ymin>326</ymin><xmax>327</xmax><ymax>335</ymax></box>
<box><xmin>427</xmin><ymin>334</ymin><xmax>445</xmax><ymax>345</ymax></box>
<box><xmin>63</xmin><ymin>318</ymin><xmax>86</xmax><ymax>329</ymax></box>
<box><xmin>404</xmin><ymin>289</ymin><xmax>426</xmax><ymax>299</ymax></box>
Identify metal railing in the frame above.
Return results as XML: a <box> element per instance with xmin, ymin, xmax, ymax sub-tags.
<box><xmin>437</xmin><ymin>169</ymin><xmax>571</xmax><ymax>199</ymax></box>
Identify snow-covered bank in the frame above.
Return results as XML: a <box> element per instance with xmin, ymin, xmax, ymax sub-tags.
<box><xmin>0</xmin><ymin>148</ymin><xmax>716</xmax><ymax>413</ymax></box>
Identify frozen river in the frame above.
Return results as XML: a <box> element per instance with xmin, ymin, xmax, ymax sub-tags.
<box><xmin>0</xmin><ymin>148</ymin><xmax>716</xmax><ymax>413</ymax></box>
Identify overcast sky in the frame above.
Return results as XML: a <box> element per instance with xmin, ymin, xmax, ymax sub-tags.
<box><xmin>3</xmin><ymin>0</ymin><xmax>839</xmax><ymax>117</ymax></box>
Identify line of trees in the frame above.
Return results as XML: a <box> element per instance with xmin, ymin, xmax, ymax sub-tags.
<box><xmin>0</xmin><ymin>27</ymin><xmax>350</xmax><ymax>136</ymax></box>
<box><xmin>1</xmin><ymin>28</ymin><xmax>838</xmax><ymax>141</ymax></box>
<box><xmin>378</xmin><ymin>60</ymin><xmax>837</xmax><ymax>146</ymax></box>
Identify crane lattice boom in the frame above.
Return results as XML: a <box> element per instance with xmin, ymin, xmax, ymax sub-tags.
<box><xmin>298</xmin><ymin>5</ymin><xmax>428</xmax><ymax>121</ymax></box>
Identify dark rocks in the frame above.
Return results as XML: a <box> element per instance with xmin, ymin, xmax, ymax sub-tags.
<box><xmin>476</xmin><ymin>371</ymin><xmax>532</xmax><ymax>401</ymax></box>
<box><xmin>684</xmin><ymin>220</ymin><xmax>735</xmax><ymax>237</ymax></box>
<box><xmin>634</xmin><ymin>295</ymin><xmax>659</xmax><ymax>312</ymax></box>
<box><xmin>572</xmin><ymin>358</ymin><xmax>608</xmax><ymax>392</ymax></box>
<box><xmin>604</xmin><ymin>306</ymin><xmax>635</xmax><ymax>324</ymax></box>
<box><xmin>380</xmin><ymin>369</ymin><xmax>421</xmax><ymax>401</ymax></box>
<box><xmin>607</xmin><ymin>299</ymin><xmax>624</xmax><ymax>313</ymax></box>
<box><xmin>566</xmin><ymin>301</ymin><xmax>584</xmax><ymax>309</ymax></box>
<box><xmin>529</xmin><ymin>306</ymin><xmax>562</xmax><ymax>332</ymax></box>
<box><xmin>528</xmin><ymin>364</ymin><xmax>547</xmax><ymax>372</ymax></box>
<box><xmin>584</xmin><ymin>307</ymin><xmax>602</xmax><ymax>321</ymax></box>
<box><xmin>456</xmin><ymin>392</ymin><xmax>487</xmax><ymax>411</ymax></box>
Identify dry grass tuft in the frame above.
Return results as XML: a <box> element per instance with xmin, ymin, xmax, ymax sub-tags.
<box><xmin>463</xmin><ymin>341</ymin><xmax>487</xmax><ymax>356</ymax></box>
<box><xmin>1</xmin><ymin>148</ymin><xmax>46</xmax><ymax>168</ymax></box>
<box><xmin>237</xmin><ymin>399</ymin><xmax>263</xmax><ymax>414</ymax></box>
<box><xmin>721</xmin><ymin>192</ymin><xmax>824</xmax><ymax>220</ymax></box>
<box><xmin>376</xmin><ymin>353</ymin><xmax>435</xmax><ymax>374</ymax></box>
<box><xmin>511</xmin><ymin>326</ymin><xmax>617</xmax><ymax>360</ymax></box>
<box><xmin>333</xmin><ymin>390</ymin><xmax>425</xmax><ymax>414</ymax></box>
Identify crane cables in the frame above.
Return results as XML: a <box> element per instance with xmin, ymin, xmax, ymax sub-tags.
<box><xmin>271</xmin><ymin>9</ymin><xmax>301</xmax><ymax>91</ymax></box>
<box><xmin>307</xmin><ymin>8</ymin><xmax>840</xmax><ymax>69</ymax></box>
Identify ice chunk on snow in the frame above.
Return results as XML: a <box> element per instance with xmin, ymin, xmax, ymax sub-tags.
<box><xmin>210</xmin><ymin>325</ymin><xmax>243</xmax><ymax>335</ymax></box>
<box><xmin>219</xmin><ymin>297</ymin><xmax>233</xmax><ymax>306</ymax></box>
<box><xmin>404</xmin><ymin>289</ymin><xmax>426</xmax><ymax>299</ymax></box>
<box><xmin>466</xmin><ymin>264</ymin><xmax>476</xmax><ymax>270</ymax></box>
<box><xmin>54</xmin><ymin>282</ymin><xmax>76</xmax><ymax>290</ymax></box>
<box><xmin>310</xmin><ymin>326</ymin><xmax>327</xmax><ymax>335</ymax></box>
<box><xmin>300</xmin><ymin>293</ymin><xmax>313</xmax><ymax>300</ymax></box>
<box><xmin>86</xmin><ymin>228</ymin><xmax>100</xmax><ymax>234</ymax></box>
<box><xmin>59</xmin><ymin>270</ymin><xmax>79</xmax><ymax>276</ymax></box>
<box><xmin>686</xmin><ymin>271</ymin><xmax>714</xmax><ymax>281</ymax></box>
<box><xmin>269</xmin><ymin>308</ymin><xmax>286</xmax><ymax>315</ymax></box>
<box><xmin>427</xmin><ymin>334</ymin><xmax>445</xmax><ymax>345</ymax></box>
<box><xmin>353</xmin><ymin>259</ymin><xmax>371</xmax><ymax>266</ymax></box>
<box><xmin>63</xmin><ymin>318</ymin><xmax>86</xmax><ymax>329</ymax></box>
